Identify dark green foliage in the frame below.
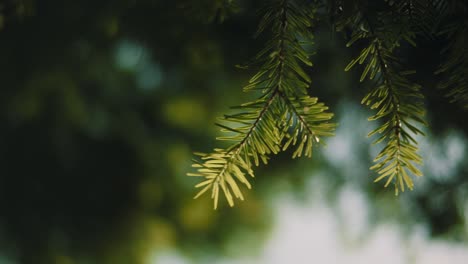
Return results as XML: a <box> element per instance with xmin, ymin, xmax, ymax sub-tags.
<box><xmin>435</xmin><ymin>2</ymin><xmax>468</xmax><ymax>109</ymax></box>
<box><xmin>178</xmin><ymin>0</ymin><xmax>240</xmax><ymax>23</ymax></box>
<box><xmin>385</xmin><ymin>0</ymin><xmax>442</xmax><ymax>37</ymax></box>
<box><xmin>0</xmin><ymin>0</ymin><xmax>34</xmax><ymax>29</ymax></box>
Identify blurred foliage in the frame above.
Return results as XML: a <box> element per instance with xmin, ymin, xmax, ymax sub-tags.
<box><xmin>0</xmin><ymin>0</ymin><xmax>34</xmax><ymax>30</ymax></box>
<box><xmin>0</xmin><ymin>0</ymin><xmax>466</xmax><ymax>263</ymax></box>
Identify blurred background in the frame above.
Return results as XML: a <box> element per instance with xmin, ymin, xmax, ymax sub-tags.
<box><xmin>0</xmin><ymin>0</ymin><xmax>467</xmax><ymax>263</ymax></box>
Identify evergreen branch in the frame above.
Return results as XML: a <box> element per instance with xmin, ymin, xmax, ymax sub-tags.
<box><xmin>345</xmin><ymin>14</ymin><xmax>426</xmax><ymax>194</ymax></box>
<box><xmin>189</xmin><ymin>95</ymin><xmax>282</xmax><ymax>209</ymax></box>
<box><xmin>189</xmin><ymin>0</ymin><xmax>293</xmax><ymax>209</ymax></box>
<box><xmin>189</xmin><ymin>0</ymin><xmax>335</xmax><ymax>209</ymax></box>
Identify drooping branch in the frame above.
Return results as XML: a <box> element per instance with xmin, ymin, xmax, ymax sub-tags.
<box><xmin>342</xmin><ymin>8</ymin><xmax>426</xmax><ymax>194</ymax></box>
<box><xmin>188</xmin><ymin>0</ymin><xmax>335</xmax><ymax>209</ymax></box>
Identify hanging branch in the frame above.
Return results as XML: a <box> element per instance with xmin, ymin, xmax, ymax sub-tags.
<box><xmin>342</xmin><ymin>8</ymin><xmax>427</xmax><ymax>194</ymax></box>
<box><xmin>188</xmin><ymin>0</ymin><xmax>335</xmax><ymax>209</ymax></box>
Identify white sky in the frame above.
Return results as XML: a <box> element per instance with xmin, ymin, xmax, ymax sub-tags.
<box><xmin>152</xmin><ymin>185</ymin><xmax>468</xmax><ymax>264</ymax></box>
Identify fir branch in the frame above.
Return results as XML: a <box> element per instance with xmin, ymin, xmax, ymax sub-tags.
<box><xmin>188</xmin><ymin>0</ymin><xmax>335</xmax><ymax>209</ymax></box>
<box><xmin>344</xmin><ymin>13</ymin><xmax>426</xmax><ymax>194</ymax></box>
